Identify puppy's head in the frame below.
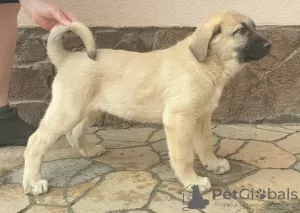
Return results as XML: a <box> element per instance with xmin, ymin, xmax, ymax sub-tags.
<box><xmin>189</xmin><ymin>11</ymin><xmax>271</xmax><ymax>63</ymax></box>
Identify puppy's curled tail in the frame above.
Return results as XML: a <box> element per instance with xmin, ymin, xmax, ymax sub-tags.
<box><xmin>47</xmin><ymin>22</ymin><xmax>97</xmax><ymax>66</ymax></box>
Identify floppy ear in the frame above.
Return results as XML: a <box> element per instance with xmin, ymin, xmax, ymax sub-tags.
<box><xmin>189</xmin><ymin>23</ymin><xmax>220</xmax><ymax>62</ymax></box>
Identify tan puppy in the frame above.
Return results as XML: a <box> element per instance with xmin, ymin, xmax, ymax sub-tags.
<box><xmin>23</xmin><ymin>11</ymin><xmax>271</xmax><ymax>195</ymax></box>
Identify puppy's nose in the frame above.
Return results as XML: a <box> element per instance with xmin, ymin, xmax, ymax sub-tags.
<box><xmin>263</xmin><ymin>42</ymin><xmax>271</xmax><ymax>49</ymax></box>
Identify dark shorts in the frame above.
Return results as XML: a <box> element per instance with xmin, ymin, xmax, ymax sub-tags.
<box><xmin>0</xmin><ymin>0</ymin><xmax>19</xmax><ymax>3</ymax></box>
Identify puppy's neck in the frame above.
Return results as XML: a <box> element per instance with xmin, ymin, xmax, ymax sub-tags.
<box><xmin>222</xmin><ymin>59</ymin><xmax>246</xmax><ymax>80</ymax></box>
<box><xmin>203</xmin><ymin>53</ymin><xmax>245</xmax><ymax>85</ymax></box>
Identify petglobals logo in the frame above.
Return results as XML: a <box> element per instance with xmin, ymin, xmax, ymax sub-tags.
<box><xmin>212</xmin><ymin>188</ymin><xmax>298</xmax><ymax>200</ymax></box>
<box><xmin>181</xmin><ymin>185</ymin><xmax>299</xmax><ymax>212</ymax></box>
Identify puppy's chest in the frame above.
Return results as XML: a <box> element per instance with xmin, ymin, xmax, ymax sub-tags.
<box><xmin>201</xmin><ymin>86</ymin><xmax>224</xmax><ymax>113</ymax></box>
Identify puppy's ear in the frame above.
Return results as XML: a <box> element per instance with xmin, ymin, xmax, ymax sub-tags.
<box><xmin>189</xmin><ymin>23</ymin><xmax>221</xmax><ymax>62</ymax></box>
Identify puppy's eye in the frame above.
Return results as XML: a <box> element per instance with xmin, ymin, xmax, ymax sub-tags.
<box><xmin>234</xmin><ymin>26</ymin><xmax>246</xmax><ymax>35</ymax></box>
<box><xmin>215</xmin><ymin>26</ymin><xmax>222</xmax><ymax>34</ymax></box>
<box><xmin>213</xmin><ymin>26</ymin><xmax>222</xmax><ymax>36</ymax></box>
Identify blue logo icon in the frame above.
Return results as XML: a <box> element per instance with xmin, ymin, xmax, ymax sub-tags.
<box><xmin>182</xmin><ymin>185</ymin><xmax>209</xmax><ymax>211</ymax></box>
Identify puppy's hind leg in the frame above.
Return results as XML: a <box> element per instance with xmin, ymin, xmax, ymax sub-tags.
<box><xmin>66</xmin><ymin>111</ymin><xmax>106</xmax><ymax>158</ymax></box>
<box><xmin>23</xmin><ymin>95</ymin><xmax>86</xmax><ymax>195</ymax></box>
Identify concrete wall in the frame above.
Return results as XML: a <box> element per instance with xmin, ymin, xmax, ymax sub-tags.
<box><xmin>18</xmin><ymin>0</ymin><xmax>300</xmax><ymax>27</ymax></box>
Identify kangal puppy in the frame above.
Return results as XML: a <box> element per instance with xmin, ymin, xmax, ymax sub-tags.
<box><xmin>23</xmin><ymin>11</ymin><xmax>271</xmax><ymax>195</ymax></box>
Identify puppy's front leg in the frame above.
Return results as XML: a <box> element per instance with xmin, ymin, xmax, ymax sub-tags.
<box><xmin>163</xmin><ymin>112</ymin><xmax>211</xmax><ymax>194</ymax></box>
<box><xmin>193</xmin><ymin>113</ymin><xmax>230</xmax><ymax>174</ymax></box>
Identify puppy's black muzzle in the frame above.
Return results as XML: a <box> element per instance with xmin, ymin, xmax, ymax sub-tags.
<box><xmin>238</xmin><ymin>33</ymin><xmax>271</xmax><ymax>63</ymax></box>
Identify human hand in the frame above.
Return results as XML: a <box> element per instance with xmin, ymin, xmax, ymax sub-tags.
<box><xmin>20</xmin><ymin>0</ymin><xmax>77</xmax><ymax>30</ymax></box>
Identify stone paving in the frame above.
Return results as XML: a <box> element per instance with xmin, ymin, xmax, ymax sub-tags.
<box><xmin>1</xmin><ymin>124</ymin><xmax>300</xmax><ymax>213</ymax></box>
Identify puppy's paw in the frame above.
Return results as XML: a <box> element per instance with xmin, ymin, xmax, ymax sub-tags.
<box><xmin>79</xmin><ymin>144</ymin><xmax>106</xmax><ymax>158</ymax></box>
<box><xmin>23</xmin><ymin>179</ymin><xmax>49</xmax><ymax>195</ymax></box>
<box><xmin>206</xmin><ymin>158</ymin><xmax>230</xmax><ymax>174</ymax></box>
<box><xmin>184</xmin><ymin>177</ymin><xmax>211</xmax><ymax>194</ymax></box>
